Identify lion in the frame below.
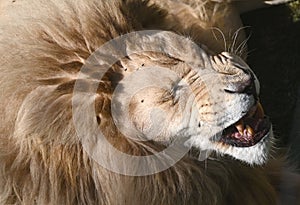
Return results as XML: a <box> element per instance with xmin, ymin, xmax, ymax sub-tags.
<box><xmin>0</xmin><ymin>0</ymin><xmax>299</xmax><ymax>204</ymax></box>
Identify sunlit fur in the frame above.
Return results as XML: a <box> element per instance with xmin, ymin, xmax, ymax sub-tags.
<box><xmin>0</xmin><ymin>0</ymin><xmax>299</xmax><ymax>204</ymax></box>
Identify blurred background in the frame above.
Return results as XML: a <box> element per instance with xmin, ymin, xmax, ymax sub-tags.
<box><xmin>241</xmin><ymin>1</ymin><xmax>300</xmax><ymax>167</ymax></box>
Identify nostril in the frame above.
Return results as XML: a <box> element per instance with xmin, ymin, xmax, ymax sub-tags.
<box><xmin>244</xmin><ymin>84</ymin><xmax>254</xmax><ymax>95</ymax></box>
<box><xmin>244</xmin><ymin>83</ymin><xmax>258</xmax><ymax>100</ymax></box>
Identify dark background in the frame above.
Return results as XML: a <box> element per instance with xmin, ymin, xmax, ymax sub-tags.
<box><xmin>241</xmin><ymin>4</ymin><xmax>300</xmax><ymax>167</ymax></box>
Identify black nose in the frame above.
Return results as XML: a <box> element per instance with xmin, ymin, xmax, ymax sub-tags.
<box><xmin>243</xmin><ymin>74</ymin><xmax>256</xmax><ymax>93</ymax></box>
<box><xmin>224</xmin><ymin>71</ymin><xmax>258</xmax><ymax>101</ymax></box>
<box><xmin>211</xmin><ymin>52</ymin><xmax>259</xmax><ymax>100</ymax></box>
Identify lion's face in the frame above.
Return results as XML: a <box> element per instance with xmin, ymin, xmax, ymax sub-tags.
<box><xmin>109</xmin><ymin>34</ymin><xmax>272</xmax><ymax>165</ymax></box>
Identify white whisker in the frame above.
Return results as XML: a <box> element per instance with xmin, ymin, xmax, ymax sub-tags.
<box><xmin>231</xmin><ymin>26</ymin><xmax>250</xmax><ymax>56</ymax></box>
<box><xmin>211</xmin><ymin>27</ymin><xmax>227</xmax><ymax>52</ymax></box>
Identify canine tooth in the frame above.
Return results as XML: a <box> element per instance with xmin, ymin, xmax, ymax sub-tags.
<box><xmin>247</xmin><ymin>105</ymin><xmax>257</xmax><ymax>117</ymax></box>
<box><xmin>255</xmin><ymin>102</ymin><xmax>265</xmax><ymax>118</ymax></box>
<box><xmin>246</xmin><ymin>125</ymin><xmax>255</xmax><ymax>136</ymax></box>
<box><xmin>235</xmin><ymin>120</ymin><xmax>244</xmax><ymax>135</ymax></box>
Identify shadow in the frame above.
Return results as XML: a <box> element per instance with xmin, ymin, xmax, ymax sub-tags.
<box><xmin>241</xmin><ymin>5</ymin><xmax>300</xmax><ymax>162</ymax></box>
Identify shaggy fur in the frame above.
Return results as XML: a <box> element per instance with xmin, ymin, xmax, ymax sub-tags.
<box><xmin>0</xmin><ymin>0</ymin><xmax>299</xmax><ymax>204</ymax></box>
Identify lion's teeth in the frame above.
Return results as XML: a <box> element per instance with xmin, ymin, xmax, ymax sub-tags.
<box><xmin>235</xmin><ymin>120</ymin><xmax>244</xmax><ymax>135</ymax></box>
<box><xmin>255</xmin><ymin>102</ymin><xmax>265</xmax><ymax>119</ymax></box>
<box><xmin>247</xmin><ymin>105</ymin><xmax>257</xmax><ymax>117</ymax></box>
<box><xmin>246</xmin><ymin>125</ymin><xmax>255</xmax><ymax>136</ymax></box>
<box><xmin>235</xmin><ymin>120</ymin><xmax>255</xmax><ymax>136</ymax></box>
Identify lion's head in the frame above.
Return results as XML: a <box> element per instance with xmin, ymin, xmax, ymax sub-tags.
<box><xmin>71</xmin><ymin>31</ymin><xmax>273</xmax><ymax>167</ymax></box>
<box><xmin>0</xmin><ymin>0</ymin><xmax>284</xmax><ymax>204</ymax></box>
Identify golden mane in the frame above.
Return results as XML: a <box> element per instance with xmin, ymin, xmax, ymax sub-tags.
<box><xmin>0</xmin><ymin>0</ymin><xmax>299</xmax><ymax>204</ymax></box>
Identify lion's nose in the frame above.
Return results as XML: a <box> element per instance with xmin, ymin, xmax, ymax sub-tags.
<box><xmin>241</xmin><ymin>75</ymin><xmax>257</xmax><ymax>96</ymax></box>
<box><xmin>211</xmin><ymin>52</ymin><xmax>259</xmax><ymax>100</ymax></box>
<box><xmin>224</xmin><ymin>74</ymin><xmax>258</xmax><ymax>100</ymax></box>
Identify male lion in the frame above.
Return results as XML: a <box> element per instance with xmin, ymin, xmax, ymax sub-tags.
<box><xmin>0</xmin><ymin>0</ymin><xmax>299</xmax><ymax>204</ymax></box>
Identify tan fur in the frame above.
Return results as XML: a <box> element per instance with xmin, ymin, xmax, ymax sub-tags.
<box><xmin>0</xmin><ymin>0</ymin><xmax>299</xmax><ymax>204</ymax></box>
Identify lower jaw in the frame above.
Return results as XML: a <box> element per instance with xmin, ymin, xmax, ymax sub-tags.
<box><xmin>214</xmin><ymin>127</ymin><xmax>273</xmax><ymax>165</ymax></box>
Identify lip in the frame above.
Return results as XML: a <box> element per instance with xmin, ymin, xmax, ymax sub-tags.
<box><xmin>218</xmin><ymin>102</ymin><xmax>272</xmax><ymax>147</ymax></box>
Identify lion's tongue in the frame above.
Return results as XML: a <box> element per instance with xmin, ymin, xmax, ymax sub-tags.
<box><xmin>234</xmin><ymin>102</ymin><xmax>265</xmax><ymax>138</ymax></box>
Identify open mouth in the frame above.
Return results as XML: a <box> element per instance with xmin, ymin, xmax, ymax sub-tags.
<box><xmin>219</xmin><ymin>102</ymin><xmax>271</xmax><ymax>147</ymax></box>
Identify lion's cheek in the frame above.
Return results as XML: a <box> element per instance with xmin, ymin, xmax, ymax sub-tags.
<box><xmin>126</xmin><ymin>97</ymin><xmax>190</xmax><ymax>143</ymax></box>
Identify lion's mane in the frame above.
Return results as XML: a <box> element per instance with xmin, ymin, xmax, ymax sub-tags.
<box><xmin>0</xmin><ymin>0</ymin><xmax>297</xmax><ymax>204</ymax></box>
